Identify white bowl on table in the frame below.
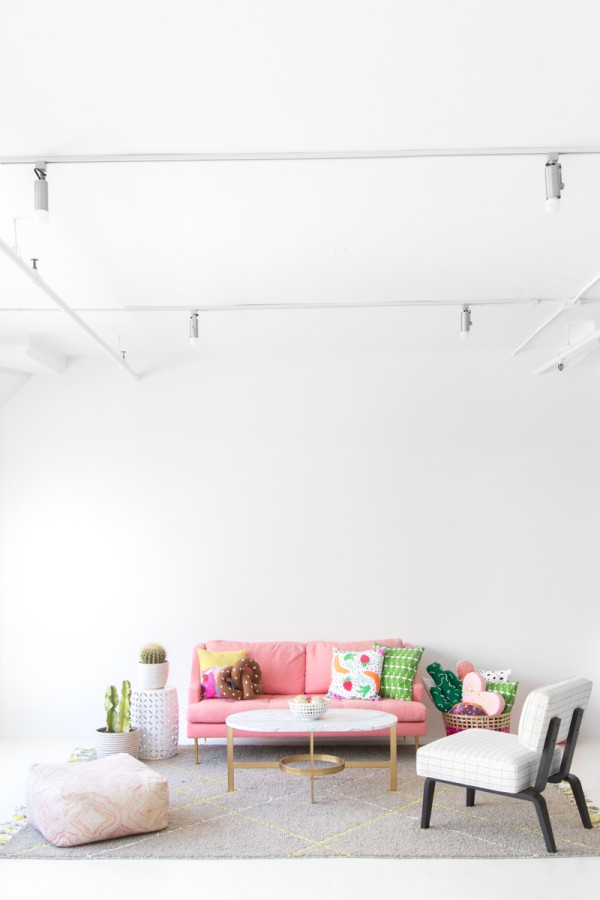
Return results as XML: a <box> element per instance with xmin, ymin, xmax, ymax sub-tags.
<box><xmin>288</xmin><ymin>698</ymin><xmax>330</xmax><ymax>720</ymax></box>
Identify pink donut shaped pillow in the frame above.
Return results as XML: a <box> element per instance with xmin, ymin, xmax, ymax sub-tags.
<box><xmin>462</xmin><ymin>671</ymin><xmax>505</xmax><ymax>715</ymax></box>
<box><xmin>449</xmin><ymin>702</ymin><xmax>486</xmax><ymax>716</ymax></box>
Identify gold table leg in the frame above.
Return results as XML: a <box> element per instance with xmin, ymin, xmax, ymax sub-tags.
<box><xmin>390</xmin><ymin>722</ymin><xmax>397</xmax><ymax>791</ymax></box>
<box><xmin>227</xmin><ymin>725</ymin><xmax>234</xmax><ymax>792</ymax></box>
<box><xmin>310</xmin><ymin>731</ymin><xmax>315</xmax><ymax>803</ymax></box>
<box><xmin>280</xmin><ymin>732</ymin><xmax>345</xmax><ymax>803</ymax></box>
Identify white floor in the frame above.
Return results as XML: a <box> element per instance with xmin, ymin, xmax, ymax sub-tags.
<box><xmin>1</xmin><ymin>736</ymin><xmax>598</xmax><ymax>899</ymax></box>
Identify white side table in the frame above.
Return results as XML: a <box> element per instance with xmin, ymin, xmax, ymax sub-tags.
<box><xmin>131</xmin><ymin>685</ymin><xmax>179</xmax><ymax>759</ymax></box>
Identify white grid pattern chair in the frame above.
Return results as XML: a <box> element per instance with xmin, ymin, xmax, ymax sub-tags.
<box><xmin>416</xmin><ymin>677</ymin><xmax>593</xmax><ymax>853</ymax></box>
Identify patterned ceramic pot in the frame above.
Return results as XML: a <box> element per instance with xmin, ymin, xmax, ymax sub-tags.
<box><xmin>95</xmin><ymin>726</ymin><xmax>140</xmax><ymax>758</ymax></box>
<box><xmin>137</xmin><ymin>662</ymin><xmax>169</xmax><ymax>690</ymax></box>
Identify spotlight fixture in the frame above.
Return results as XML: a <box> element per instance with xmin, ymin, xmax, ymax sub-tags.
<box><xmin>460</xmin><ymin>305</ymin><xmax>472</xmax><ymax>340</ymax></box>
<box><xmin>189</xmin><ymin>310</ymin><xmax>199</xmax><ymax>346</ymax></box>
<box><xmin>33</xmin><ymin>162</ymin><xmax>49</xmax><ymax>224</ymax></box>
<box><xmin>545</xmin><ymin>153</ymin><xmax>563</xmax><ymax>215</ymax></box>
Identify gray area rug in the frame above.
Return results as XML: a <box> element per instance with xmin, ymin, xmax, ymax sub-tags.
<box><xmin>1</xmin><ymin>744</ymin><xmax>598</xmax><ymax>859</ymax></box>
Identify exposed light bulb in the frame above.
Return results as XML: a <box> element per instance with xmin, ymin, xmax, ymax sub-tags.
<box><xmin>33</xmin><ymin>208</ymin><xmax>50</xmax><ymax>225</ymax></box>
<box><xmin>545</xmin><ymin>196</ymin><xmax>560</xmax><ymax>216</ymax></box>
<box><xmin>189</xmin><ymin>311</ymin><xmax>199</xmax><ymax>346</ymax></box>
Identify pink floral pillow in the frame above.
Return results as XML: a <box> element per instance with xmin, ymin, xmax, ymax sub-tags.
<box><xmin>327</xmin><ymin>647</ymin><xmax>385</xmax><ymax>700</ymax></box>
<box><xmin>197</xmin><ymin>648</ymin><xmax>246</xmax><ymax>699</ymax></box>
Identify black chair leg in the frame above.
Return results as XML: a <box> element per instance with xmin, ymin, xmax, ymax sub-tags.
<box><xmin>421</xmin><ymin>777</ymin><xmax>436</xmax><ymax>828</ymax></box>
<box><xmin>564</xmin><ymin>774</ymin><xmax>593</xmax><ymax>829</ymax></box>
<box><xmin>466</xmin><ymin>787</ymin><xmax>475</xmax><ymax>807</ymax></box>
<box><xmin>528</xmin><ymin>792</ymin><xmax>557</xmax><ymax>853</ymax></box>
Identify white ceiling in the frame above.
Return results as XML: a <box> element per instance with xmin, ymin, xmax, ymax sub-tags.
<box><xmin>1</xmin><ymin>0</ymin><xmax>600</xmax><ymax>377</ymax></box>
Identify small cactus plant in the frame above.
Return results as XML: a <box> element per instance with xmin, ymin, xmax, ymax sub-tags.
<box><xmin>104</xmin><ymin>680</ymin><xmax>132</xmax><ymax>733</ymax></box>
<box><xmin>140</xmin><ymin>642</ymin><xmax>167</xmax><ymax>664</ymax></box>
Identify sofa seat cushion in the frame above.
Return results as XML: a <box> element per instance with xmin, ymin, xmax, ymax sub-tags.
<box><xmin>326</xmin><ymin>697</ymin><xmax>426</xmax><ymax>722</ymax></box>
<box><xmin>26</xmin><ymin>754</ymin><xmax>169</xmax><ymax>847</ymax></box>
<box><xmin>416</xmin><ymin>729</ymin><xmax>562</xmax><ymax>794</ymax></box>
<box><xmin>188</xmin><ymin>694</ymin><xmax>426</xmax><ymax>725</ymax></box>
<box><xmin>305</xmin><ymin>639</ymin><xmax>404</xmax><ymax>693</ymax></box>
<box><xmin>205</xmin><ymin>641</ymin><xmax>306</xmax><ymax>695</ymax></box>
<box><xmin>188</xmin><ymin>696</ymin><xmax>276</xmax><ymax>724</ymax></box>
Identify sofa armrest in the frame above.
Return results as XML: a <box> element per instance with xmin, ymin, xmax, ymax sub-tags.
<box><xmin>188</xmin><ymin>682</ymin><xmax>201</xmax><ymax>705</ymax></box>
<box><xmin>412</xmin><ymin>678</ymin><xmax>424</xmax><ymax>702</ymax></box>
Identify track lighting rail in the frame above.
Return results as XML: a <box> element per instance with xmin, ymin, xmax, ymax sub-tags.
<box><xmin>122</xmin><ymin>297</ymin><xmax>595</xmax><ymax>313</ymax></box>
<box><xmin>3</xmin><ymin>146</ymin><xmax>600</xmax><ymax>165</ymax></box>
<box><xmin>0</xmin><ymin>296</ymin><xmax>597</xmax><ymax>314</ymax></box>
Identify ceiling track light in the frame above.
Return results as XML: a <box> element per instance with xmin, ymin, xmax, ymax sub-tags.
<box><xmin>33</xmin><ymin>161</ymin><xmax>49</xmax><ymax>224</ymax></box>
<box><xmin>189</xmin><ymin>310</ymin><xmax>199</xmax><ymax>346</ymax></box>
<box><xmin>545</xmin><ymin>153</ymin><xmax>563</xmax><ymax>215</ymax></box>
<box><xmin>460</xmin><ymin>305</ymin><xmax>472</xmax><ymax>340</ymax></box>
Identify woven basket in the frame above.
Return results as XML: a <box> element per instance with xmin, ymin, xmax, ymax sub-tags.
<box><xmin>442</xmin><ymin>711</ymin><xmax>511</xmax><ymax>736</ymax></box>
<box><xmin>288</xmin><ymin>699</ymin><xmax>329</xmax><ymax>720</ymax></box>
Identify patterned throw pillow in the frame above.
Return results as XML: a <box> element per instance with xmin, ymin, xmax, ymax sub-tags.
<box><xmin>327</xmin><ymin>648</ymin><xmax>385</xmax><ymax>700</ymax></box>
<box><xmin>487</xmin><ymin>681</ymin><xmax>519</xmax><ymax>713</ymax></box>
<box><xmin>374</xmin><ymin>643</ymin><xmax>424</xmax><ymax>701</ymax></box>
<box><xmin>197</xmin><ymin>649</ymin><xmax>246</xmax><ymax>699</ymax></box>
<box><xmin>480</xmin><ymin>669</ymin><xmax>512</xmax><ymax>683</ymax></box>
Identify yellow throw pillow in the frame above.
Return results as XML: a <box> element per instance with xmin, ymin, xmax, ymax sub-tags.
<box><xmin>198</xmin><ymin>649</ymin><xmax>246</xmax><ymax>699</ymax></box>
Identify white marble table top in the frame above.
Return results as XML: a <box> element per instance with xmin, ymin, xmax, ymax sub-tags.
<box><xmin>225</xmin><ymin>708</ymin><xmax>397</xmax><ymax>733</ymax></box>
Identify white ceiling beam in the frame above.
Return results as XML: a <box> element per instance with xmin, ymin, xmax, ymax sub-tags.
<box><xmin>0</xmin><ymin>339</ymin><xmax>66</xmax><ymax>375</ymax></box>
<box><xmin>534</xmin><ymin>328</ymin><xmax>600</xmax><ymax>375</ymax></box>
<box><xmin>0</xmin><ymin>235</ymin><xmax>140</xmax><ymax>381</ymax></box>
<box><xmin>25</xmin><ymin>339</ymin><xmax>66</xmax><ymax>374</ymax></box>
<box><xmin>512</xmin><ymin>271</ymin><xmax>600</xmax><ymax>356</ymax></box>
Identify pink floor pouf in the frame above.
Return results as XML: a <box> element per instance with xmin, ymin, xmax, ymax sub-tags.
<box><xmin>26</xmin><ymin>752</ymin><xmax>169</xmax><ymax>847</ymax></box>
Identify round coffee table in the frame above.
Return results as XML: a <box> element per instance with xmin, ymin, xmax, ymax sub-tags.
<box><xmin>225</xmin><ymin>708</ymin><xmax>397</xmax><ymax>803</ymax></box>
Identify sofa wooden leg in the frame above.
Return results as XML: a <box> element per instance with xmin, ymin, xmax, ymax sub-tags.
<box><xmin>415</xmin><ymin>736</ymin><xmax>419</xmax><ymax>751</ymax></box>
<box><xmin>194</xmin><ymin>738</ymin><xmax>199</xmax><ymax>764</ymax></box>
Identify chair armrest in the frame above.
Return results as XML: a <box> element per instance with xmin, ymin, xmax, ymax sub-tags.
<box><xmin>188</xmin><ymin>682</ymin><xmax>201</xmax><ymax>705</ymax></box>
<box><xmin>412</xmin><ymin>678</ymin><xmax>424</xmax><ymax>702</ymax></box>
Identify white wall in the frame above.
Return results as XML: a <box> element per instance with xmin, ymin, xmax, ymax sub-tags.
<box><xmin>0</xmin><ymin>349</ymin><xmax>598</xmax><ymax>741</ymax></box>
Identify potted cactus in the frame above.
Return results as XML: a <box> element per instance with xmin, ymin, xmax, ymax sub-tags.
<box><xmin>96</xmin><ymin>680</ymin><xmax>140</xmax><ymax>758</ymax></box>
<box><xmin>138</xmin><ymin>642</ymin><xmax>169</xmax><ymax>689</ymax></box>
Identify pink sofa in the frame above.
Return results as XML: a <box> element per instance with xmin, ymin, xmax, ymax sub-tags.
<box><xmin>187</xmin><ymin>639</ymin><xmax>427</xmax><ymax>761</ymax></box>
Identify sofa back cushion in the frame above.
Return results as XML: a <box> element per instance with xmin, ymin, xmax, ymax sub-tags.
<box><xmin>305</xmin><ymin>638</ymin><xmax>404</xmax><ymax>694</ymax></box>
<box><xmin>205</xmin><ymin>640</ymin><xmax>306</xmax><ymax>695</ymax></box>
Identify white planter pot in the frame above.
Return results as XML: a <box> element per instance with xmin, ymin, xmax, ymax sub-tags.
<box><xmin>95</xmin><ymin>727</ymin><xmax>140</xmax><ymax>759</ymax></box>
<box><xmin>137</xmin><ymin>661</ymin><xmax>169</xmax><ymax>690</ymax></box>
